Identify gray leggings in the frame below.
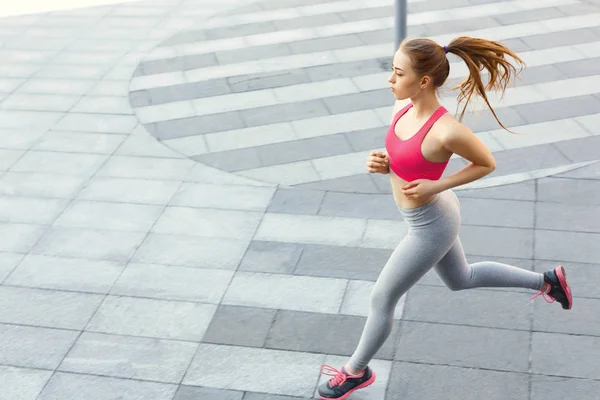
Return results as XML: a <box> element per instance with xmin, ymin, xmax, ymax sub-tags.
<box><xmin>348</xmin><ymin>189</ymin><xmax>544</xmax><ymax>371</ymax></box>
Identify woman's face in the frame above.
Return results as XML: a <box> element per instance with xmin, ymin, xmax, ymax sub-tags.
<box><xmin>388</xmin><ymin>49</ymin><xmax>424</xmax><ymax>100</ymax></box>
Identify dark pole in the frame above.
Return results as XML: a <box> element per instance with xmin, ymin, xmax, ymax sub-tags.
<box><xmin>394</xmin><ymin>0</ymin><xmax>407</xmax><ymax>50</ymax></box>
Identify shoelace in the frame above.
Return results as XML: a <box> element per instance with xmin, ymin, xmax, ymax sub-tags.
<box><xmin>530</xmin><ymin>284</ymin><xmax>555</xmax><ymax>304</ymax></box>
<box><xmin>319</xmin><ymin>364</ymin><xmax>348</xmax><ymax>388</ymax></box>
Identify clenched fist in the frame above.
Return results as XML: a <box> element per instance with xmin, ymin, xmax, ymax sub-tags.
<box><xmin>366</xmin><ymin>151</ymin><xmax>390</xmax><ymax>174</ymax></box>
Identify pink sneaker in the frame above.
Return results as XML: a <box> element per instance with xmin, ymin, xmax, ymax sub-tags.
<box><xmin>317</xmin><ymin>364</ymin><xmax>376</xmax><ymax>400</ymax></box>
<box><xmin>531</xmin><ymin>265</ymin><xmax>572</xmax><ymax>310</ymax></box>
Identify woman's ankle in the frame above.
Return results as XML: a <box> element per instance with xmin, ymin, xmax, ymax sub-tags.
<box><xmin>344</xmin><ymin>364</ymin><xmax>364</xmax><ymax>376</ymax></box>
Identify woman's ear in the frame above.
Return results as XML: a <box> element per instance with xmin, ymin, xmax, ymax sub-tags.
<box><xmin>420</xmin><ymin>75</ymin><xmax>431</xmax><ymax>90</ymax></box>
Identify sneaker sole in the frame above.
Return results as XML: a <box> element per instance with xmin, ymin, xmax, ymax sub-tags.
<box><xmin>556</xmin><ymin>265</ymin><xmax>572</xmax><ymax>310</ymax></box>
<box><xmin>318</xmin><ymin>371</ymin><xmax>376</xmax><ymax>400</ymax></box>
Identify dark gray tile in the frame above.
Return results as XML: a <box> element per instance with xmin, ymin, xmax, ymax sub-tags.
<box><xmin>256</xmin><ymin>135</ymin><xmax>353</xmax><ymax>168</ymax></box>
<box><xmin>494</xmin><ymin>6</ymin><xmax>565</xmax><ymax>25</ymax></box>
<box><xmin>425</xmin><ymin>16</ymin><xmax>500</xmax><ymax>36</ymax></box>
<box><xmin>159</xmin><ymin>30</ymin><xmax>208</xmax><ymax>47</ymax></box>
<box><xmin>273</xmin><ymin>13</ymin><xmax>344</xmax><ymax>30</ymax></box>
<box><xmin>206</xmin><ymin>22</ymin><xmax>278</xmax><ymax>40</ymax></box>
<box><xmin>532</xmin><ymin>332</ymin><xmax>600</xmax><ymax>379</ymax></box>
<box><xmin>555</xmin><ymin>136</ymin><xmax>600</xmax><ymax>164</ymax></box>
<box><xmin>216</xmin><ymin>43</ymin><xmax>292</xmax><ymax>65</ymax></box>
<box><xmin>531</xmin><ymin>375</ymin><xmax>600</xmax><ymax>400</ymax></box>
<box><xmin>150</xmin><ymin>111</ymin><xmax>245</xmax><ymax>139</ymax></box>
<box><xmin>243</xmin><ymin>393</ymin><xmax>311</xmax><ymax>400</ymax></box>
<box><xmin>522</xmin><ymin>27</ymin><xmax>600</xmax><ymax>50</ymax></box>
<box><xmin>306</xmin><ymin>58</ymin><xmax>387</xmax><ymax>82</ymax></box>
<box><xmin>553</xmin><ymin>160</ymin><xmax>600</xmax><ymax>179</ymax></box>
<box><xmin>457</xmin><ymin>180</ymin><xmax>536</xmax><ymax>201</ymax></box>
<box><xmin>370</xmin><ymin>173</ymin><xmax>393</xmax><ymax>194</ymax></box>
<box><xmin>534</xmin><ymin>260</ymin><xmax>600</xmax><ymax>299</ymax></box>
<box><xmin>174</xmin><ymin>386</ymin><xmax>243</xmax><ymax>400</ymax></box>
<box><xmin>515</xmin><ymin>64</ymin><xmax>566</xmax><ymax>85</ymax></box>
<box><xmin>555</xmin><ymin>56</ymin><xmax>600</xmax><ymax>79</ymax></box>
<box><xmin>458</xmin><ymin>225</ymin><xmax>534</xmax><ymax>259</ymax></box>
<box><xmin>294</xmin><ymin>244</ymin><xmax>393</xmax><ymax>281</ymax></box>
<box><xmin>265</xmin><ymin>310</ymin><xmax>398</xmax><ymax>360</ymax></box>
<box><xmin>491</xmin><ymin>144</ymin><xmax>571</xmax><ymax>177</ymax></box>
<box><xmin>338</xmin><ymin>6</ymin><xmax>391</xmax><ymax>22</ymax></box>
<box><xmin>533</xmin><ymin>295</ymin><xmax>600</xmax><ymax>336</ymax></box>
<box><xmin>404</xmin><ymin>284</ymin><xmax>532</xmax><ymax>330</ymax></box>
<box><xmin>458</xmin><ymin>197</ymin><xmax>534</xmax><ymax>228</ymax></box>
<box><xmin>240</xmin><ymin>100</ymin><xmax>330</xmax><ymax>127</ymax></box>
<box><xmin>495</xmin><ymin>37</ymin><xmax>532</xmax><ymax>53</ymax></box>
<box><xmin>537</xmin><ymin>177</ymin><xmax>600</xmax><ymax>206</ymax></box>
<box><xmin>136</xmin><ymin>53</ymin><xmax>218</xmax><ymax>76</ymax></box>
<box><xmin>395</xmin><ymin>321</ymin><xmax>530</xmax><ymax>372</ymax></box>
<box><xmin>357</xmin><ymin>29</ymin><xmax>394</xmax><ymax>46</ymax></box>
<box><xmin>131</xmin><ymin>79</ymin><xmax>232</xmax><ymax>107</ymax></box>
<box><xmin>460</xmin><ymin>106</ymin><xmax>526</xmax><ymax>133</ymax></box>
<box><xmin>267</xmin><ymin>188</ymin><xmax>324</xmax><ymax>215</ymax></box>
<box><xmin>387</xmin><ymin>362</ymin><xmax>529</xmax><ymax>400</ymax></box>
<box><xmin>536</xmin><ymin>202</ymin><xmax>600</xmax><ymax>233</ymax></box>
<box><xmin>228</xmin><ymin>69</ymin><xmax>311</xmax><ymax>93</ymax></box>
<box><xmin>288</xmin><ymin>34</ymin><xmax>363</xmax><ymax>54</ymax></box>
<box><xmin>294</xmin><ymin>174</ymin><xmax>380</xmax><ymax>194</ymax></box>
<box><xmin>535</xmin><ymin>229</ymin><xmax>600</xmax><ymax>265</ymax></box>
<box><xmin>193</xmin><ymin>147</ymin><xmax>261</xmax><ymax>172</ymax></box>
<box><xmin>202</xmin><ymin>305</ymin><xmax>276</xmax><ymax>347</ymax></box>
<box><xmin>441</xmin><ymin>158</ymin><xmax>468</xmax><ymax>179</ymax></box>
<box><xmin>344</xmin><ymin>127</ymin><xmax>386</xmax><ymax>152</ymax></box>
<box><xmin>128</xmin><ymin>90</ymin><xmax>151</xmax><ymax>108</ymax></box>
<box><xmin>239</xmin><ymin>241</ymin><xmax>304</xmax><ymax>274</ymax></box>
<box><xmin>323</xmin><ymin>90</ymin><xmax>390</xmax><ymax>115</ymax></box>
<box><xmin>318</xmin><ymin>191</ymin><xmax>400</xmax><ymax>220</ymax></box>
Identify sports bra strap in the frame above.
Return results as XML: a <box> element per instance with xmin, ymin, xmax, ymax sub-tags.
<box><xmin>415</xmin><ymin>106</ymin><xmax>448</xmax><ymax>138</ymax></box>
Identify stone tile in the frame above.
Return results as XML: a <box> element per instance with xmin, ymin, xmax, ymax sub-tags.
<box><xmin>291</xmin><ymin>110</ymin><xmax>383</xmax><ymax>140</ymax></box>
<box><xmin>0</xmin><ymin>149</ymin><xmax>25</xmax><ymax>170</ymax></box>
<box><xmin>238</xmin><ymin>241</ymin><xmax>303</xmax><ymax>274</ymax></box>
<box><xmin>344</xmin><ymin>127</ymin><xmax>387</xmax><ymax>152</ymax></box>
<box><xmin>32</xmin><ymin>131</ymin><xmax>126</xmax><ymax>154</ymax></box>
<box><xmin>171</xmin><ymin>182</ymin><xmax>275</xmax><ymax>212</ymax></box>
<box><xmin>31</xmin><ymin>227</ymin><xmax>146</xmax><ymax>262</ymax></box>
<box><xmin>255</xmin><ymin>213</ymin><xmax>366</xmax><ymax>247</ymax></box>
<box><xmin>387</xmin><ymin>362</ymin><xmax>529</xmax><ymax>400</ymax></box>
<box><xmin>457</xmin><ymin>180</ymin><xmax>536</xmax><ymax>201</ymax></box>
<box><xmin>96</xmin><ymin>155</ymin><xmax>194</xmax><ymax>181</ymax></box>
<box><xmin>152</xmin><ymin>207</ymin><xmax>262</xmax><ymax>240</ymax></box>
<box><xmin>222</xmin><ymin>272</ymin><xmax>347</xmax><ymax>314</ymax></box>
<box><xmin>0</xmin><ymin>196</ymin><xmax>68</xmax><ymax>225</ymax></box>
<box><xmin>136</xmin><ymin>101</ymin><xmax>195</xmax><ymax>125</ymax></box>
<box><xmin>174</xmin><ymin>386</ymin><xmax>244</xmax><ymax>400</ymax></box>
<box><xmin>554</xmin><ymin>135</ymin><xmax>600</xmax><ymax>164</ymax></box>
<box><xmin>37</xmin><ymin>372</ymin><xmax>177</xmax><ymax>400</ymax></box>
<box><xmin>58</xmin><ymin>332</ymin><xmax>198</xmax><ymax>383</ymax></box>
<box><xmin>513</xmin><ymin>64</ymin><xmax>565</xmax><ymax>85</ymax></box>
<box><xmin>522</xmin><ymin>26</ymin><xmax>600</xmax><ymax>50</ymax></box>
<box><xmin>0</xmin><ymin>253</ymin><xmax>23</xmax><ymax>283</ymax></box>
<box><xmin>136</xmin><ymin>53</ymin><xmax>218</xmax><ymax>76</ymax></box>
<box><xmin>518</xmin><ymin>95</ymin><xmax>600</xmax><ymax>125</ymax></box>
<box><xmin>0</xmin><ymin>110</ymin><xmax>64</xmax><ymax>131</ymax></box>
<box><xmin>86</xmin><ymin>296</ymin><xmax>217</xmax><ymax>341</ymax></box>
<box><xmin>534</xmin><ymin>260</ymin><xmax>600</xmax><ymax>299</ymax></box>
<box><xmin>318</xmin><ymin>192</ymin><xmax>400</xmax><ymax>220</ymax></box>
<box><xmin>340</xmin><ymin>279</ymin><xmax>406</xmax><ymax>319</ymax></box>
<box><xmin>312</xmin><ymin>151</ymin><xmax>372</xmax><ymax>181</ymax></box>
<box><xmin>306</xmin><ymin>58</ymin><xmax>386</xmax><ymax>82</ymax></box>
<box><xmin>243</xmin><ymin>393</ymin><xmax>311</xmax><ymax>400</ymax></box>
<box><xmin>150</xmin><ymin>112</ymin><xmax>246</xmax><ymax>139</ymax></box>
<box><xmin>555</xmin><ymin>56</ymin><xmax>600</xmax><ymax>79</ymax></box>
<box><xmin>288</xmin><ymin>34</ymin><xmax>362</xmax><ymax>54</ymax></box>
<box><xmin>537</xmin><ymin>202</ymin><xmax>600</xmax><ymax>233</ymax></box>
<box><xmin>0</xmin><ymin>94</ymin><xmax>80</xmax><ymax>112</ymax></box>
<box><xmin>266</xmin><ymin>310</ymin><xmax>398</xmax><ymax>360</ymax></box>
<box><xmin>33</xmin><ymin>64</ymin><xmax>110</xmax><ymax>80</ymax></box>
<box><xmin>295</xmin><ymin>244</ymin><xmax>393</xmax><ymax>281</ymax></box>
<box><xmin>537</xmin><ymin>177</ymin><xmax>600</xmax><ymax>206</ymax></box>
<box><xmin>395</xmin><ymin>321</ymin><xmax>530</xmax><ymax>372</ymax></box>
<box><xmin>273</xmin><ymin>12</ymin><xmax>343</xmax><ymax>30</ymax></box>
<box><xmin>55</xmin><ymin>200</ymin><xmax>163</xmax><ymax>232</ymax></box>
<box><xmin>535</xmin><ymin>229</ymin><xmax>600</xmax><ymax>265</ymax></box>
<box><xmin>574</xmin><ymin>113</ymin><xmax>600</xmax><ymax>135</ymax></box>
<box><xmin>458</xmin><ymin>197</ymin><xmax>534</xmax><ymax>228</ymax></box>
<box><xmin>52</xmin><ymin>113</ymin><xmax>138</xmax><ymax>134</ymax></box>
<box><xmin>533</xmin><ymin>292</ymin><xmax>600</xmax><ymax>335</ymax></box>
<box><xmin>132</xmin><ymin>233</ymin><xmax>249</xmax><ymax>270</ymax></box>
<box><xmin>15</xmin><ymin>79</ymin><xmax>96</xmax><ymax>95</ymax></box>
<box><xmin>70</xmin><ymin>96</ymin><xmax>133</xmax><ymax>115</ymax></box>
<box><xmin>228</xmin><ymin>69</ymin><xmax>311</xmax><ymax>93</ymax></box>
<box><xmin>238</xmin><ymin>160</ymin><xmax>321</xmax><ymax>186</ymax></box>
<box><xmin>0</xmin><ymin>323</ymin><xmax>78</xmax><ymax>370</ymax></box>
<box><xmin>257</xmin><ymin>135</ymin><xmax>354</xmax><ymax>168</ymax></box>
<box><xmin>217</xmin><ymin>43</ymin><xmax>291</xmax><ymax>65</ymax></box>
<box><xmin>530</xmin><ymin>375</ymin><xmax>600</xmax><ymax>400</ymax></box>
<box><xmin>460</xmin><ymin>106</ymin><xmax>527</xmax><ymax>133</ymax></box>
<box><xmin>182</xmin><ymin>344</ymin><xmax>324</xmax><ymax>397</ymax></box>
<box><xmin>0</xmin><ymin>129</ymin><xmax>45</xmax><ymax>150</ymax></box>
<box><xmin>240</xmin><ymin>99</ymin><xmax>330</xmax><ymax>127</ymax></box>
<box><xmin>0</xmin><ymin>223</ymin><xmax>47</xmax><ymax>253</ymax></box>
<box><xmin>0</xmin><ymin>286</ymin><xmax>102</xmax><ymax>330</ymax></box>
<box><xmin>323</xmin><ymin>90</ymin><xmax>390</xmax><ymax>115</ymax></box>
<box><xmin>110</xmin><ymin>263</ymin><xmax>233</xmax><ymax>303</ymax></box>
<box><xmin>184</xmin><ymin>162</ymin><xmax>272</xmax><ymax>187</ymax></box>
<box><xmin>340</xmin><ymin>6</ymin><xmax>391</xmax><ymax>22</ymax></box>
<box><xmin>202</xmin><ymin>305</ymin><xmax>276</xmax><ymax>347</ymax></box>
<box><xmin>0</xmin><ymin>365</ymin><xmax>52</xmax><ymax>400</ymax></box>
<box><xmin>10</xmin><ymin>151</ymin><xmax>107</xmax><ymax>176</ymax></box>
<box><xmin>532</xmin><ymin>332</ymin><xmax>600</xmax><ymax>380</ymax></box>
<box><xmin>266</xmin><ymin>187</ymin><xmax>324</xmax><ymax>215</ymax></box>
<box><xmin>295</xmin><ymin>173</ymin><xmax>381</xmax><ymax>193</ymax></box>
<box><xmin>4</xmin><ymin>254</ymin><xmax>123</xmax><ymax>294</ymax></box>
<box><xmin>403</xmin><ymin>285</ymin><xmax>531</xmax><ymax>330</ymax></box>
<box><xmin>457</xmin><ymin>225</ymin><xmax>534</xmax><ymax>259</ymax></box>
<box><xmin>78</xmin><ymin>177</ymin><xmax>180</xmax><ymax>205</ymax></box>
<box><xmin>494</xmin><ymin>6</ymin><xmax>565</xmax><ymax>25</ymax></box>
<box><xmin>426</xmin><ymin>16</ymin><xmax>500</xmax><ymax>36</ymax></box>
<box><xmin>132</xmin><ymin>79</ymin><xmax>232</xmax><ymax>107</ymax></box>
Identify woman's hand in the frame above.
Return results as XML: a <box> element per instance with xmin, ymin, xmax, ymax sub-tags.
<box><xmin>366</xmin><ymin>151</ymin><xmax>389</xmax><ymax>174</ymax></box>
<box><xmin>401</xmin><ymin>179</ymin><xmax>442</xmax><ymax>200</ymax></box>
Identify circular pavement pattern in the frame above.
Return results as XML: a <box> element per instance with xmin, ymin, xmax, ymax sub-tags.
<box><xmin>129</xmin><ymin>0</ymin><xmax>600</xmax><ymax>193</ymax></box>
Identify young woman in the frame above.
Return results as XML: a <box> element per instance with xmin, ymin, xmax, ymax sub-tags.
<box><xmin>317</xmin><ymin>36</ymin><xmax>573</xmax><ymax>400</ymax></box>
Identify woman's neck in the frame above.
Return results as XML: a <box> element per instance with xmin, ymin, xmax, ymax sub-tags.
<box><xmin>409</xmin><ymin>92</ymin><xmax>442</xmax><ymax>119</ymax></box>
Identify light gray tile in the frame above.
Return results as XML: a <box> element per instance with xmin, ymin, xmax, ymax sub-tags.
<box><xmin>152</xmin><ymin>207</ymin><xmax>262</xmax><ymax>240</ymax></box>
<box><xmin>33</xmin><ymin>64</ymin><xmax>110</xmax><ymax>79</ymax></box>
<box><xmin>535</xmin><ymin>229</ymin><xmax>600</xmax><ymax>265</ymax></box>
<box><xmin>55</xmin><ymin>200</ymin><xmax>163</xmax><ymax>232</ymax></box>
<box><xmin>240</xmin><ymin>100</ymin><xmax>330</xmax><ymax>128</ymax></box>
<box><xmin>0</xmin><ymin>365</ymin><xmax>52</xmax><ymax>400</ymax></box>
<box><xmin>96</xmin><ymin>156</ymin><xmax>194</xmax><ymax>180</ymax></box>
<box><xmin>110</xmin><ymin>263</ymin><xmax>233</xmax><ymax>303</ymax></box>
<box><xmin>5</xmin><ymin>254</ymin><xmax>123</xmax><ymax>294</ymax></box>
<box><xmin>0</xmin><ymin>223</ymin><xmax>47</xmax><ymax>253</ymax></box>
<box><xmin>0</xmin><ymin>253</ymin><xmax>23</xmax><ymax>283</ymax></box>
<box><xmin>217</xmin><ymin>43</ymin><xmax>291</xmax><ymax>65</ymax></box>
<box><xmin>182</xmin><ymin>344</ymin><xmax>324</xmax><ymax>398</ymax></box>
<box><xmin>31</xmin><ymin>227</ymin><xmax>146</xmax><ymax>262</ymax></box>
<box><xmin>318</xmin><ymin>191</ymin><xmax>400</xmax><ymax>220</ymax></box>
<box><xmin>86</xmin><ymin>296</ymin><xmax>217</xmax><ymax>341</ymax></box>
<box><xmin>536</xmin><ymin>202</ymin><xmax>600</xmax><ymax>233</ymax></box>
<box><xmin>0</xmin><ymin>149</ymin><xmax>25</xmax><ymax>170</ymax></box>
<box><xmin>518</xmin><ymin>95</ymin><xmax>600</xmax><ymax>125</ymax></box>
<box><xmin>532</xmin><ymin>332</ymin><xmax>600</xmax><ymax>380</ymax></box>
<box><xmin>0</xmin><ymin>323</ymin><xmax>78</xmax><ymax>369</ymax></box>
<box><xmin>222</xmin><ymin>272</ymin><xmax>346</xmax><ymax>314</ymax></box>
<box><xmin>458</xmin><ymin>225</ymin><xmax>534</xmax><ymax>259</ymax></box>
<box><xmin>267</xmin><ymin>187</ymin><xmax>324</xmax><ymax>215</ymax></box>
<box><xmin>15</xmin><ymin>79</ymin><xmax>96</xmax><ymax>95</ymax></box>
<box><xmin>0</xmin><ymin>94</ymin><xmax>80</xmax><ymax>112</ymax></box>
<box><xmin>531</xmin><ymin>375</ymin><xmax>600</xmax><ymax>400</ymax></box>
<box><xmin>58</xmin><ymin>332</ymin><xmax>198</xmax><ymax>383</ymax></box>
<box><xmin>174</xmin><ymin>386</ymin><xmax>243</xmax><ymax>400</ymax></box>
<box><xmin>150</xmin><ymin>112</ymin><xmax>246</xmax><ymax>140</ymax></box>
<box><xmin>537</xmin><ymin>177</ymin><xmax>600</xmax><ymax>206</ymax></box>
<box><xmin>457</xmin><ymin>180</ymin><xmax>536</xmax><ymax>201</ymax></box>
<box><xmin>202</xmin><ymin>305</ymin><xmax>275</xmax><ymax>348</ymax></box>
<box><xmin>238</xmin><ymin>241</ymin><xmax>303</xmax><ymax>274</ymax></box>
<box><xmin>0</xmin><ymin>172</ymin><xmax>86</xmax><ymax>198</ymax></box>
<box><xmin>0</xmin><ymin>196</ymin><xmax>68</xmax><ymax>224</ymax></box>
<box><xmin>0</xmin><ymin>129</ymin><xmax>45</xmax><ymax>150</ymax></box>
<box><xmin>89</xmin><ymin>80</ymin><xmax>131</xmax><ymax>96</ymax></box>
<box><xmin>296</xmin><ymin>174</ymin><xmax>380</xmax><ymax>194</ymax></box>
<box><xmin>132</xmin><ymin>233</ymin><xmax>249</xmax><ymax>270</ymax></box>
<box><xmin>458</xmin><ymin>197</ymin><xmax>535</xmax><ymax>228</ymax></box>
<box><xmin>171</xmin><ymin>182</ymin><xmax>275</xmax><ymax>212</ymax></box>
<box><xmin>52</xmin><ymin>113</ymin><xmax>138</xmax><ymax>134</ymax></box>
<box><xmin>494</xmin><ymin>6</ymin><xmax>565</xmax><ymax>25</ymax></box>
<box><xmin>78</xmin><ymin>176</ymin><xmax>180</xmax><ymax>205</ymax></box>
<box><xmin>229</xmin><ymin>69</ymin><xmax>310</xmax><ymax>93</ymax></box>
<box><xmin>70</xmin><ymin>96</ymin><xmax>133</xmax><ymax>115</ymax></box>
<box><xmin>113</xmin><ymin>133</ymin><xmax>183</xmax><ymax>158</ymax></box>
<box><xmin>0</xmin><ymin>110</ymin><xmax>63</xmax><ymax>131</ymax></box>
<box><xmin>10</xmin><ymin>151</ymin><xmax>108</xmax><ymax>176</ymax></box>
<box><xmin>0</xmin><ymin>286</ymin><xmax>103</xmax><ymax>329</ymax></box>
<box><xmin>533</xmin><ymin>295</ymin><xmax>600</xmax><ymax>336</ymax></box>
<box><xmin>38</xmin><ymin>372</ymin><xmax>177</xmax><ymax>400</ymax></box>
<box><xmin>32</xmin><ymin>131</ymin><xmax>126</xmax><ymax>154</ymax></box>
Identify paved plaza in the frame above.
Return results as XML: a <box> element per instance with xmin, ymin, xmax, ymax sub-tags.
<box><xmin>1</xmin><ymin>0</ymin><xmax>600</xmax><ymax>398</ymax></box>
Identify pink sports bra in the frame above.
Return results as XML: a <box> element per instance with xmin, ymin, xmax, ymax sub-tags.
<box><xmin>384</xmin><ymin>103</ymin><xmax>449</xmax><ymax>182</ymax></box>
